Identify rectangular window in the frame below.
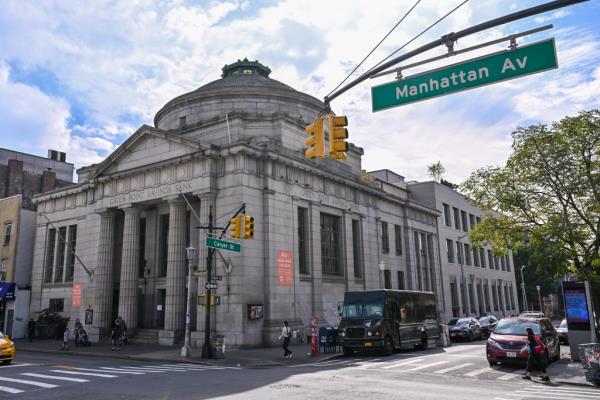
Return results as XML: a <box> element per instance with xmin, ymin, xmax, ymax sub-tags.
<box><xmin>492</xmin><ymin>284</ymin><xmax>498</xmax><ymax>310</ymax></box>
<box><xmin>384</xmin><ymin>270</ymin><xmax>392</xmax><ymax>289</ymax></box>
<box><xmin>54</xmin><ymin>226</ymin><xmax>67</xmax><ymax>283</ymax></box>
<box><xmin>3</xmin><ymin>223</ymin><xmax>12</xmax><ymax>246</ymax></box>
<box><xmin>500</xmin><ymin>256</ymin><xmax>506</xmax><ymax>271</ymax></box>
<box><xmin>394</xmin><ymin>224</ymin><xmax>402</xmax><ymax>255</ymax></box>
<box><xmin>469</xmin><ymin>283</ymin><xmax>476</xmax><ymax>314</ymax></box>
<box><xmin>495</xmin><ymin>256</ymin><xmax>500</xmax><ymax>270</ymax></box>
<box><xmin>159</xmin><ymin>214</ymin><xmax>169</xmax><ymax>277</ymax></box>
<box><xmin>446</xmin><ymin>239</ymin><xmax>454</xmax><ymax>263</ymax></box>
<box><xmin>414</xmin><ymin>231</ymin><xmax>422</xmax><ymax>291</ymax></box>
<box><xmin>453</xmin><ymin>207</ymin><xmax>461</xmax><ymax>230</ymax></box>
<box><xmin>450</xmin><ymin>281</ymin><xmax>460</xmax><ymax>317</ymax></box>
<box><xmin>44</xmin><ymin>228</ymin><xmax>56</xmax><ymax>283</ymax></box>
<box><xmin>487</xmin><ymin>250</ymin><xmax>494</xmax><ymax>270</ymax></box>
<box><xmin>504</xmin><ymin>286</ymin><xmax>510</xmax><ymax>310</ymax></box>
<box><xmin>473</xmin><ymin>247</ymin><xmax>480</xmax><ymax>267</ymax></box>
<box><xmin>49</xmin><ymin>298</ymin><xmax>64</xmax><ymax>313</ymax></box>
<box><xmin>298</xmin><ymin>207</ymin><xmax>309</xmax><ymax>275</ymax></box>
<box><xmin>469</xmin><ymin>214</ymin><xmax>476</xmax><ymax>230</ymax></box>
<box><xmin>139</xmin><ymin>218</ymin><xmax>146</xmax><ymax>278</ymax></box>
<box><xmin>505</xmin><ymin>254</ymin><xmax>511</xmax><ymax>272</ymax></box>
<box><xmin>381</xmin><ymin>221</ymin><xmax>389</xmax><ymax>254</ymax></box>
<box><xmin>509</xmin><ymin>286</ymin><xmax>515</xmax><ymax>310</ymax></box>
<box><xmin>464</xmin><ymin>243</ymin><xmax>472</xmax><ymax>266</ymax></box>
<box><xmin>0</xmin><ymin>259</ymin><xmax>7</xmax><ymax>281</ymax></box>
<box><xmin>480</xmin><ymin>249</ymin><xmax>486</xmax><ymax>268</ymax></box>
<box><xmin>397</xmin><ymin>271</ymin><xmax>405</xmax><ymax>290</ymax></box>
<box><xmin>460</xmin><ymin>283</ymin><xmax>467</xmax><ymax>314</ymax></box>
<box><xmin>64</xmin><ymin>225</ymin><xmax>77</xmax><ymax>282</ymax></box>
<box><xmin>498</xmin><ymin>285</ymin><xmax>504</xmax><ymax>310</ymax></box>
<box><xmin>352</xmin><ymin>220</ymin><xmax>362</xmax><ymax>278</ymax></box>
<box><xmin>476</xmin><ymin>216</ymin><xmax>481</xmax><ymax>224</ymax></box>
<box><xmin>484</xmin><ymin>283</ymin><xmax>491</xmax><ymax>312</ymax></box>
<box><xmin>321</xmin><ymin>213</ymin><xmax>341</xmax><ymax>276</ymax></box>
<box><xmin>456</xmin><ymin>242</ymin><xmax>464</xmax><ymax>265</ymax></box>
<box><xmin>461</xmin><ymin>211</ymin><xmax>468</xmax><ymax>232</ymax></box>
<box><xmin>443</xmin><ymin>203</ymin><xmax>451</xmax><ymax>227</ymax></box>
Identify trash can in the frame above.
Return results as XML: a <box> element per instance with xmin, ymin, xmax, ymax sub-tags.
<box><xmin>578</xmin><ymin>343</ymin><xmax>600</xmax><ymax>387</ymax></box>
<box><xmin>211</xmin><ymin>335</ymin><xmax>226</xmax><ymax>359</ymax></box>
<box><xmin>319</xmin><ymin>326</ymin><xmax>338</xmax><ymax>353</ymax></box>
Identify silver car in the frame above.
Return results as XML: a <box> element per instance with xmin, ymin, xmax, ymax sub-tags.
<box><xmin>557</xmin><ymin>318</ymin><xmax>568</xmax><ymax>344</ymax></box>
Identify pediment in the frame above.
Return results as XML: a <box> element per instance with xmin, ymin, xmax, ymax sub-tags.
<box><xmin>93</xmin><ymin>125</ymin><xmax>209</xmax><ymax>178</ymax></box>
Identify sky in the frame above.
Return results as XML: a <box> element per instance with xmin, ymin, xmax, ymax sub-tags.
<box><xmin>0</xmin><ymin>0</ymin><xmax>599</xmax><ymax>184</ymax></box>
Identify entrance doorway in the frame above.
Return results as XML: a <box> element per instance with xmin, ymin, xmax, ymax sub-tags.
<box><xmin>156</xmin><ymin>289</ymin><xmax>166</xmax><ymax>329</ymax></box>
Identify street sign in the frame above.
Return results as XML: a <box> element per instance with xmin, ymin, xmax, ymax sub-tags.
<box><xmin>371</xmin><ymin>38</ymin><xmax>557</xmax><ymax>112</ymax></box>
<box><xmin>206</xmin><ymin>237</ymin><xmax>241</xmax><ymax>252</ymax></box>
<box><xmin>213</xmin><ymin>275</ymin><xmax>223</xmax><ymax>281</ymax></box>
<box><xmin>205</xmin><ymin>282</ymin><xmax>218</xmax><ymax>290</ymax></box>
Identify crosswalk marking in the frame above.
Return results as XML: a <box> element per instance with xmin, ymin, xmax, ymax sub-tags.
<box><xmin>49</xmin><ymin>369</ymin><xmax>117</xmax><ymax>378</ymax></box>
<box><xmin>405</xmin><ymin>361</ymin><xmax>449</xmax><ymax>371</ymax></box>
<box><xmin>70</xmin><ymin>367</ymin><xmax>146</xmax><ymax>375</ymax></box>
<box><xmin>433</xmin><ymin>362</ymin><xmax>473</xmax><ymax>374</ymax></box>
<box><xmin>0</xmin><ymin>385</ymin><xmax>24</xmax><ymax>394</ymax></box>
<box><xmin>21</xmin><ymin>373</ymin><xmax>89</xmax><ymax>382</ymax></box>
<box><xmin>120</xmin><ymin>366</ymin><xmax>187</xmax><ymax>372</ymax></box>
<box><xmin>109</xmin><ymin>367</ymin><xmax>167</xmax><ymax>373</ymax></box>
<box><xmin>496</xmin><ymin>385</ymin><xmax>600</xmax><ymax>400</ymax></box>
<box><xmin>464</xmin><ymin>367</ymin><xmax>493</xmax><ymax>377</ymax></box>
<box><xmin>380</xmin><ymin>358</ymin><xmax>424</xmax><ymax>369</ymax></box>
<box><xmin>496</xmin><ymin>369</ymin><xmax>524</xmax><ymax>381</ymax></box>
<box><xmin>0</xmin><ymin>376</ymin><xmax>59</xmax><ymax>388</ymax></box>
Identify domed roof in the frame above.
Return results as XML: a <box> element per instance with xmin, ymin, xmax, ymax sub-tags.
<box><xmin>154</xmin><ymin>59</ymin><xmax>323</xmax><ymax>129</ymax></box>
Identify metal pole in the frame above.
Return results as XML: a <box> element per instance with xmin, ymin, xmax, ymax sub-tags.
<box><xmin>181</xmin><ymin>248</ymin><xmax>194</xmax><ymax>357</ymax></box>
<box><xmin>520</xmin><ymin>265</ymin><xmax>528</xmax><ymax>312</ymax></box>
<box><xmin>537</xmin><ymin>285</ymin><xmax>542</xmax><ymax>312</ymax></box>
<box><xmin>201</xmin><ymin>206</ymin><xmax>214</xmax><ymax>359</ymax></box>
<box><xmin>324</xmin><ymin>0</ymin><xmax>589</xmax><ymax>105</ymax></box>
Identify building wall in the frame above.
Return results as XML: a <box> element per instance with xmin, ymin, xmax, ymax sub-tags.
<box><xmin>0</xmin><ymin>195</ymin><xmax>21</xmax><ymax>282</ymax></box>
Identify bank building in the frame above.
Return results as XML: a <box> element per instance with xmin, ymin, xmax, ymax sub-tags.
<box><xmin>30</xmin><ymin>60</ymin><xmax>446</xmax><ymax>347</ymax></box>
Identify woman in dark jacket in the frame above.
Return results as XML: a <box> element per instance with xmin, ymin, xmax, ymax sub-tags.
<box><xmin>111</xmin><ymin>319</ymin><xmax>123</xmax><ymax>351</ymax></box>
<box><xmin>523</xmin><ymin>327</ymin><xmax>550</xmax><ymax>381</ymax></box>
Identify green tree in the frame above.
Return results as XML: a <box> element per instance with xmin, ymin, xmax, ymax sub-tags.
<box><xmin>427</xmin><ymin>161</ymin><xmax>445</xmax><ymax>182</ymax></box>
<box><xmin>461</xmin><ymin>110</ymin><xmax>600</xmax><ymax>288</ymax></box>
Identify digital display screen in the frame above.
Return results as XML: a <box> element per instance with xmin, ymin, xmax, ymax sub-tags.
<box><xmin>565</xmin><ymin>289</ymin><xmax>589</xmax><ymax>324</ymax></box>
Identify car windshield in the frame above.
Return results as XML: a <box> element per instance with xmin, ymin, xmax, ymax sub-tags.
<box><xmin>449</xmin><ymin>318</ymin><xmax>469</xmax><ymax>325</ymax></box>
<box><xmin>479</xmin><ymin>317</ymin><xmax>489</xmax><ymax>323</ymax></box>
<box><xmin>559</xmin><ymin>319</ymin><xmax>567</xmax><ymax>329</ymax></box>
<box><xmin>342</xmin><ymin>301</ymin><xmax>384</xmax><ymax>318</ymax></box>
<box><xmin>0</xmin><ymin>331</ymin><xmax>4</xmax><ymax>339</ymax></box>
<box><xmin>494</xmin><ymin>320</ymin><xmax>541</xmax><ymax>335</ymax></box>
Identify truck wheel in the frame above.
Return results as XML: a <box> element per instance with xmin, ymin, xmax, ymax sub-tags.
<box><xmin>343</xmin><ymin>347</ymin><xmax>354</xmax><ymax>357</ymax></box>
<box><xmin>382</xmin><ymin>337</ymin><xmax>394</xmax><ymax>356</ymax></box>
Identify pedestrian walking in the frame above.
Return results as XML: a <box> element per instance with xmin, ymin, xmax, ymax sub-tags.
<box><xmin>74</xmin><ymin>318</ymin><xmax>83</xmax><ymax>346</ymax></box>
<box><xmin>278</xmin><ymin>321</ymin><xmax>292</xmax><ymax>359</ymax></box>
<box><xmin>27</xmin><ymin>318</ymin><xmax>36</xmax><ymax>342</ymax></box>
<box><xmin>118</xmin><ymin>316</ymin><xmax>128</xmax><ymax>345</ymax></box>
<box><xmin>111</xmin><ymin>318</ymin><xmax>123</xmax><ymax>351</ymax></box>
<box><xmin>61</xmin><ymin>327</ymin><xmax>70</xmax><ymax>350</ymax></box>
<box><xmin>522</xmin><ymin>327</ymin><xmax>550</xmax><ymax>381</ymax></box>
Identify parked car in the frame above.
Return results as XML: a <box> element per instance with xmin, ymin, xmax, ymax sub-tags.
<box><xmin>486</xmin><ymin>316</ymin><xmax>560</xmax><ymax>367</ymax></box>
<box><xmin>448</xmin><ymin>317</ymin><xmax>482</xmax><ymax>342</ymax></box>
<box><xmin>479</xmin><ymin>315</ymin><xmax>499</xmax><ymax>338</ymax></box>
<box><xmin>557</xmin><ymin>319</ymin><xmax>569</xmax><ymax>345</ymax></box>
<box><xmin>0</xmin><ymin>331</ymin><xmax>16</xmax><ymax>365</ymax></box>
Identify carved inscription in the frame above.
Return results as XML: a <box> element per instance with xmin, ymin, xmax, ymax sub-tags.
<box><xmin>108</xmin><ymin>181</ymin><xmax>194</xmax><ymax>206</ymax></box>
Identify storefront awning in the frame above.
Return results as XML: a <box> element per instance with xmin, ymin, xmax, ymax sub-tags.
<box><xmin>0</xmin><ymin>282</ymin><xmax>15</xmax><ymax>301</ymax></box>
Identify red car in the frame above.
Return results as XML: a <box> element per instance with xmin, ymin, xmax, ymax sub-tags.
<box><xmin>486</xmin><ymin>317</ymin><xmax>561</xmax><ymax>366</ymax></box>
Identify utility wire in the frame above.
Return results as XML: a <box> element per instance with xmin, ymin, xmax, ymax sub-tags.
<box><xmin>326</xmin><ymin>0</ymin><xmax>421</xmax><ymax>99</ymax></box>
<box><xmin>364</xmin><ymin>0</ymin><xmax>469</xmax><ymax>76</ymax></box>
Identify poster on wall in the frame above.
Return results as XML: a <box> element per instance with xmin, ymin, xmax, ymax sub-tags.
<box><xmin>277</xmin><ymin>250</ymin><xmax>293</xmax><ymax>286</ymax></box>
<box><xmin>71</xmin><ymin>283</ymin><xmax>82</xmax><ymax>308</ymax></box>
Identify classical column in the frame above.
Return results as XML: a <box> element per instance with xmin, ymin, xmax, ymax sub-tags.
<box><xmin>118</xmin><ymin>205</ymin><xmax>141</xmax><ymax>332</ymax></box>
<box><xmin>164</xmin><ymin>198</ymin><xmax>187</xmax><ymax>335</ymax></box>
<box><xmin>92</xmin><ymin>209</ymin><xmax>117</xmax><ymax>338</ymax></box>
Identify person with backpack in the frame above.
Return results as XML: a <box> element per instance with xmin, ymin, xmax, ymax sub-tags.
<box><xmin>278</xmin><ymin>321</ymin><xmax>292</xmax><ymax>359</ymax></box>
<box><xmin>522</xmin><ymin>327</ymin><xmax>550</xmax><ymax>381</ymax></box>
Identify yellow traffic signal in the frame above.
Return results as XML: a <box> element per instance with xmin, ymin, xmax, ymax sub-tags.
<box><xmin>305</xmin><ymin>117</ymin><xmax>325</xmax><ymax>159</ymax></box>
<box><xmin>243</xmin><ymin>215</ymin><xmax>255</xmax><ymax>239</ymax></box>
<box><xmin>229</xmin><ymin>215</ymin><xmax>242</xmax><ymax>238</ymax></box>
<box><xmin>328</xmin><ymin>113</ymin><xmax>348</xmax><ymax>160</ymax></box>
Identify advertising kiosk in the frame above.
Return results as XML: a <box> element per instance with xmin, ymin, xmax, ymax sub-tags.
<box><xmin>563</xmin><ymin>281</ymin><xmax>598</xmax><ymax>361</ymax></box>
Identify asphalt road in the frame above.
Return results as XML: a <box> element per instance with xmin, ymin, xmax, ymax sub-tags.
<box><xmin>1</xmin><ymin>342</ymin><xmax>598</xmax><ymax>400</ymax></box>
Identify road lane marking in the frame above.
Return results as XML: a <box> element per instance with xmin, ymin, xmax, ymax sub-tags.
<box><xmin>433</xmin><ymin>362</ymin><xmax>474</xmax><ymax>374</ymax></box>
<box><xmin>21</xmin><ymin>373</ymin><xmax>89</xmax><ymax>382</ymax></box>
<box><xmin>404</xmin><ymin>361</ymin><xmax>449</xmax><ymax>371</ymax></box>
<box><xmin>49</xmin><ymin>370</ymin><xmax>117</xmax><ymax>378</ymax></box>
<box><xmin>0</xmin><ymin>376</ymin><xmax>58</xmax><ymax>388</ymax></box>
<box><xmin>120</xmin><ymin>366</ymin><xmax>190</xmax><ymax>371</ymax></box>
<box><xmin>0</xmin><ymin>385</ymin><xmax>24</xmax><ymax>394</ymax></box>
<box><xmin>464</xmin><ymin>367</ymin><xmax>494</xmax><ymax>377</ymax></box>
<box><xmin>115</xmin><ymin>367</ymin><xmax>167</xmax><ymax>373</ymax></box>
<box><xmin>1</xmin><ymin>363</ymin><xmax>33</xmax><ymax>368</ymax></box>
<box><xmin>70</xmin><ymin>367</ymin><xmax>146</xmax><ymax>375</ymax></box>
<box><xmin>496</xmin><ymin>369</ymin><xmax>525</xmax><ymax>381</ymax></box>
<box><xmin>380</xmin><ymin>358</ymin><xmax>424</xmax><ymax>369</ymax></box>
<box><xmin>513</xmin><ymin>392</ymin><xmax>598</xmax><ymax>400</ymax></box>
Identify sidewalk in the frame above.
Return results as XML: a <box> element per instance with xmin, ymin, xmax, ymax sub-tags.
<box><xmin>548</xmin><ymin>355</ymin><xmax>599</xmax><ymax>388</ymax></box>
<box><xmin>13</xmin><ymin>338</ymin><xmax>340</xmax><ymax>367</ymax></box>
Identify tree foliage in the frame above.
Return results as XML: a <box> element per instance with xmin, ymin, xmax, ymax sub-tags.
<box><xmin>427</xmin><ymin>161</ymin><xmax>445</xmax><ymax>182</ymax></box>
<box><xmin>461</xmin><ymin>110</ymin><xmax>600</xmax><ymax>284</ymax></box>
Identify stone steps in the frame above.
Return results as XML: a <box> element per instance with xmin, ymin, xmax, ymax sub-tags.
<box><xmin>129</xmin><ymin>329</ymin><xmax>159</xmax><ymax>344</ymax></box>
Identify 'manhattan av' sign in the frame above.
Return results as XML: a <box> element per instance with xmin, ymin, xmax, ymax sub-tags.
<box><xmin>371</xmin><ymin>38</ymin><xmax>557</xmax><ymax>112</ymax></box>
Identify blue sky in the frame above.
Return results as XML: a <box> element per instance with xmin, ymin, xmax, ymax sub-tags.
<box><xmin>0</xmin><ymin>0</ymin><xmax>598</xmax><ymax>183</ymax></box>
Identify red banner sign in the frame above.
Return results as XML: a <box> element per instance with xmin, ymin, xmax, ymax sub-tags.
<box><xmin>310</xmin><ymin>315</ymin><xmax>318</xmax><ymax>356</ymax></box>
<box><xmin>276</xmin><ymin>250</ymin><xmax>294</xmax><ymax>286</ymax></box>
<box><xmin>71</xmin><ymin>283</ymin><xmax>82</xmax><ymax>308</ymax></box>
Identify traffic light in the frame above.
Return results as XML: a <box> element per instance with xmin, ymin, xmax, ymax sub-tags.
<box><xmin>328</xmin><ymin>113</ymin><xmax>348</xmax><ymax>160</ymax></box>
<box><xmin>304</xmin><ymin>117</ymin><xmax>325</xmax><ymax>159</ymax></box>
<box><xmin>243</xmin><ymin>215</ymin><xmax>255</xmax><ymax>239</ymax></box>
<box><xmin>229</xmin><ymin>215</ymin><xmax>242</xmax><ymax>238</ymax></box>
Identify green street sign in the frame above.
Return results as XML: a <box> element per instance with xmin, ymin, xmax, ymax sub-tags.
<box><xmin>206</xmin><ymin>237</ymin><xmax>241</xmax><ymax>253</ymax></box>
<box><xmin>371</xmin><ymin>38</ymin><xmax>557</xmax><ymax>112</ymax></box>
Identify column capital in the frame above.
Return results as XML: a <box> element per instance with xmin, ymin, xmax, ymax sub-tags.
<box><xmin>163</xmin><ymin>195</ymin><xmax>185</xmax><ymax>203</ymax></box>
<box><xmin>118</xmin><ymin>203</ymin><xmax>142</xmax><ymax>212</ymax></box>
<box><xmin>193</xmin><ymin>191</ymin><xmax>217</xmax><ymax>199</ymax></box>
<box><xmin>95</xmin><ymin>207</ymin><xmax>119</xmax><ymax>216</ymax></box>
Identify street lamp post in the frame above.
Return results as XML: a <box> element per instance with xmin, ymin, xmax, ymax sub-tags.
<box><xmin>181</xmin><ymin>246</ymin><xmax>196</xmax><ymax>357</ymax></box>
<box><xmin>536</xmin><ymin>285</ymin><xmax>542</xmax><ymax>313</ymax></box>
<box><xmin>378</xmin><ymin>261</ymin><xmax>385</xmax><ymax>289</ymax></box>
<box><xmin>520</xmin><ymin>266</ymin><xmax>528</xmax><ymax>312</ymax></box>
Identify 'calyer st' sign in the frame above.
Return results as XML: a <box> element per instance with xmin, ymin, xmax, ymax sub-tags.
<box><xmin>371</xmin><ymin>38</ymin><xmax>557</xmax><ymax>112</ymax></box>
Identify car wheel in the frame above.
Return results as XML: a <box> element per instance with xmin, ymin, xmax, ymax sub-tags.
<box><xmin>382</xmin><ymin>336</ymin><xmax>394</xmax><ymax>356</ymax></box>
<box><xmin>2</xmin><ymin>359</ymin><xmax>12</xmax><ymax>365</ymax></box>
<box><xmin>488</xmin><ymin>361</ymin><xmax>497</xmax><ymax>367</ymax></box>
<box><xmin>553</xmin><ymin>343</ymin><xmax>561</xmax><ymax>362</ymax></box>
<box><xmin>421</xmin><ymin>332</ymin><xmax>428</xmax><ymax>349</ymax></box>
<box><xmin>342</xmin><ymin>347</ymin><xmax>354</xmax><ymax>357</ymax></box>
<box><xmin>468</xmin><ymin>331</ymin><xmax>474</xmax><ymax>342</ymax></box>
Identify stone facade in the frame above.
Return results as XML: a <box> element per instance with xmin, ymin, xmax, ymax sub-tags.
<box><xmin>407</xmin><ymin>181</ymin><xmax>520</xmax><ymax>323</ymax></box>
<box><xmin>30</xmin><ymin>61</ymin><xmax>442</xmax><ymax>348</ymax></box>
